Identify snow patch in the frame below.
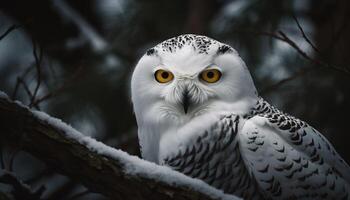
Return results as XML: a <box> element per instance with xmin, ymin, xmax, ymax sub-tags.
<box><xmin>0</xmin><ymin>91</ymin><xmax>239</xmax><ymax>199</ymax></box>
<box><xmin>24</xmin><ymin>105</ymin><xmax>240</xmax><ymax>200</ymax></box>
<box><xmin>0</xmin><ymin>91</ymin><xmax>9</xmax><ymax>99</ymax></box>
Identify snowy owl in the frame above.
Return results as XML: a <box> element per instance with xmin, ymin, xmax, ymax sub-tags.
<box><xmin>131</xmin><ymin>34</ymin><xmax>350</xmax><ymax>199</ymax></box>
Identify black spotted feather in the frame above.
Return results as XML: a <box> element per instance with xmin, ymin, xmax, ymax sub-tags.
<box><xmin>240</xmin><ymin>98</ymin><xmax>350</xmax><ymax>199</ymax></box>
<box><xmin>163</xmin><ymin>115</ymin><xmax>264</xmax><ymax>200</ymax></box>
<box><xmin>162</xmin><ymin>98</ymin><xmax>350</xmax><ymax>200</ymax></box>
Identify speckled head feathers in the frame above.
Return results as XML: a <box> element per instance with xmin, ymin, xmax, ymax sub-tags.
<box><xmin>146</xmin><ymin>34</ymin><xmax>235</xmax><ymax>56</ymax></box>
<box><xmin>132</xmin><ymin>34</ymin><xmax>259</xmax><ymax>163</ymax></box>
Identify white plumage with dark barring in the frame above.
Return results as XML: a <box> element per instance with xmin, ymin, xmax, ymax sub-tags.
<box><xmin>131</xmin><ymin>34</ymin><xmax>350</xmax><ymax>199</ymax></box>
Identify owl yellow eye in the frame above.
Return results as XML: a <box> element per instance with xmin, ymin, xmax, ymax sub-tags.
<box><xmin>200</xmin><ymin>69</ymin><xmax>222</xmax><ymax>83</ymax></box>
<box><xmin>154</xmin><ymin>69</ymin><xmax>174</xmax><ymax>83</ymax></box>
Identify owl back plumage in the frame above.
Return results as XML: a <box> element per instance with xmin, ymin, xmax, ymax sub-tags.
<box><xmin>162</xmin><ymin>98</ymin><xmax>350</xmax><ymax>200</ymax></box>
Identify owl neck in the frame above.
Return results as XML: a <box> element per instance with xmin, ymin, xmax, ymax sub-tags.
<box><xmin>137</xmin><ymin>95</ymin><xmax>258</xmax><ymax>163</ymax></box>
<box><xmin>137</xmin><ymin>116</ymin><xmax>178</xmax><ymax>163</ymax></box>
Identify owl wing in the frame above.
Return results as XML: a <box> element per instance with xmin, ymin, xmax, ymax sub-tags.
<box><xmin>239</xmin><ymin>100</ymin><xmax>350</xmax><ymax>199</ymax></box>
<box><xmin>162</xmin><ymin>115</ymin><xmax>264</xmax><ymax>200</ymax></box>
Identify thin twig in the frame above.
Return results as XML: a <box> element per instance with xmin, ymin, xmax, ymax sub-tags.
<box><xmin>0</xmin><ymin>25</ymin><xmax>19</xmax><ymax>41</ymax></box>
<box><xmin>257</xmin><ymin>30</ymin><xmax>350</xmax><ymax>75</ymax></box>
<box><xmin>261</xmin><ymin>66</ymin><xmax>317</xmax><ymax>94</ymax></box>
<box><xmin>277</xmin><ymin>31</ymin><xmax>323</xmax><ymax>66</ymax></box>
<box><xmin>12</xmin><ymin>64</ymin><xmax>36</xmax><ymax>100</ymax></box>
<box><xmin>16</xmin><ymin>78</ymin><xmax>33</xmax><ymax>99</ymax></box>
<box><xmin>239</xmin><ymin>18</ymin><xmax>350</xmax><ymax>93</ymax></box>
<box><xmin>248</xmin><ymin>29</ymin><xmax>319</xmax><ymax>61</ymax></box>
<box><xmin>259</xmin><ymin>30</ymin><xmax>349</xmax><ymax>92</ymax></box>
<box><xmin>29</xmin><ymin>39</ymin><xmax>43</xmax><ymax>108</ymax></box>
<box><xmin>16</xmin><ymin>77</ymin><xmax>41</xmax><ymax>110</ymax></box>
<box><xmin>292</xmin><ymin>15</ymin><xmax>320</xmax><ymax>53</ymax></box>
<box><xmin>31</xmin><ymin>66</ymin><xmax>83</xmax><ymax>107</ymax></box>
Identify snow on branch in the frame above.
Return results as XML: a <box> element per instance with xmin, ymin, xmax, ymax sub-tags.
<box><xmin>0</xmin><ymin>92</ymin><xmax>240</xmax><ymax>200</ymax></box>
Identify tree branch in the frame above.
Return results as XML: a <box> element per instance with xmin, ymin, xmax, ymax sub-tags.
<box><xmin>253</xmin><ymin>22</ymin><xmax>350</xmax><ymax>94</ymax></box>
<box><xmin>0</xmin><ymin>93</ymin><xmax>237</xmax><ymax>200</ymax></box>
<box><xmin>29</xmin><ymin>39</ymin><xmax>43</xmax><ymax>108</ymax></box>
<box><xmin>11</xmin><ymin>65</ymin><xmax>35</xmax><ymax>101</ymax></box>
<box><xmin>258</xmin><ymin>30</ymin><xmax>350</xmax><ymax>75</ymax></box>
<box><xmin>0</xmin><ymin>25</ymin><xmax>19</xmax><ymax>41</ymax></box>
<box><xmin>30</xmin><ymin>65</ymin><xmax>83</xmax><ymax>108</ymax></box>
<box><xmin>292</xmin><ymin>15</ymin><xmax>320</xmax><ymax>54</ymax></box>
<box><xmin>261</xmin><ymin>66</ymin><xmax>316</xmax><ymax>94</ymax></box>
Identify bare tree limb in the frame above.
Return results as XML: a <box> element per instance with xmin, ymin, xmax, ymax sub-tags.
<box><xmin>31</xmin><ymin>65</ymin><xmax>83</xmax><ymax>108</ymax></box>
<box><xmin>14</xmin><ymin>78</ymin><xmax>33</xmax><ymax>100</ymax></box>
<box><xmin>12</xmin><ymin>77</ymin><xmax>41</xmax><ymax>110</ymax></box>
<box><xmin>0</xmin><ymin>24</ymin><xmax>47</xmax><ymax>110</ymax></box>
<box><xmin>51</xmin><ymin>0</ymin><xmax>107</xmax><ymax>52</ymax></box>
<box><xmin>258</xmin><ymin>29</ymin><xmax>350</xmax><ymax>93</ymax></box>
<box><xmin>0</xmin><ymin>93</ymin><xmax>236</xmax><ymax>200</ymax></box>
<box><xmin>259</xmin><ymin>30</ymin><xmax>350</xmax><ymax>75</ymax></box>
<box><xmin>261</xmin><ymin>66</ymin><xmax>316</xmax><ymax>94</ymax></box>
<box><xmin>11</xmin><ymin>55</ymin><xmax>79</xmax><ymax>110</ymax></box>
<box><xmin>11</xmin><ymin>65</ymin><xmax>35</xmax><ymax>100</ymax></box>
<box><xmin>29</xmin><ymin>39</ymin><xmax>43</xmax><ymax>108</ymax></box>
<box><xmin>247</xmin><ymin>17</ymin><xmax>350</xmax><ymax>94</ymax></box>
<box><xmin>292</xmin><ymin>15</ymin><xmax>320</xmax><ymax>54</ymax></box>
<box><xmin>0</xmin><ymin>25</ymin><xmax>19</xmax><ymax>41</ymax></box>
<box><xmin>11</xmin><ymin>48</ymin><xmax>81</xmax><ymax>109</ymax></box>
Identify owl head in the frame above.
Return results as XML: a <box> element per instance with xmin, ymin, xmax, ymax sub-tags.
<box><xmin>131</xmin><ymin>34</ymin><xmax>258</xmax><ymax>162</ymax></box>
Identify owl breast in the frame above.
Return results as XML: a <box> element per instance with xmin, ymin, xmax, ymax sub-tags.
<box><xmin>162</xmin><ymin>115</ymin><xmax>264</xmax><ymax>200</ymax></box>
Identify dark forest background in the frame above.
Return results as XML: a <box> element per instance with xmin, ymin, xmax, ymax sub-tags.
<box><xmin>0</xmin><ymin>0</ymin><xmax>349</xmax><ymax>199</ymax></box>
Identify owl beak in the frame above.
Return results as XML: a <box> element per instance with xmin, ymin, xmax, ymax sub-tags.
<box><xmin>182</xmin><ymin>89</ymin><xmax>191</xmax><ymax>114</ymax></box>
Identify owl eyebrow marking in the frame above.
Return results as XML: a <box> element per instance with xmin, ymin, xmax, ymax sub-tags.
<box><xmin>146</xmin><ymin>48</ymin><xmax>158</xmax><ymax>56</ymax></box>
<box><xmin>211</xmin><ymin>45</ymin><xmax>234</xmax><ymax>60</ymax></box>
<box><xmin>216</xmin><ymin>45</ymin><xmax>234</xmax><ymax>55</ymax></box>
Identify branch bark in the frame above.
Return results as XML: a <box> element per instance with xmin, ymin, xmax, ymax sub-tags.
<box><xmin>0</xmin><ymin>93</ymin><xmax>236</xmax><ymax>200</ymax></box>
